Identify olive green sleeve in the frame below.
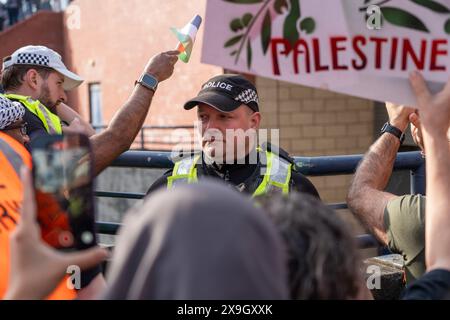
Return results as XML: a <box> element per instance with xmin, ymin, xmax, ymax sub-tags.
<box><xmin>384</xmin><ymin>195</ymin><xmax>426</xmax><ymax>283</ymax></box>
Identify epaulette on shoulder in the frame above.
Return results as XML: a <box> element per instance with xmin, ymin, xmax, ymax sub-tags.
<box><xmin>261</xmin><ymin>142</ymin><xmax>294</xmax><ymax>164</ymax></box>
<box><xmin>169</xmin><ymin>150</ymin><xmax>201</xmax><ymax>163</ymax></box>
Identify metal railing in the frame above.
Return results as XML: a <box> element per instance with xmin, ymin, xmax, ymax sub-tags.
<box><xmin>95</xmin><ymin>151</ymin><xmax>426</xmax><ymax>249</ymax></box>
<box><xmin>93</xmin><ymin>125</ymin><xmax>195</xmax><ymax>150</ymax></box>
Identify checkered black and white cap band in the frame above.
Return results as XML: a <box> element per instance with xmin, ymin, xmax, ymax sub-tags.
<box><xmin>235</xmin><ymin>89</ymin><xmax>259</xmax><ymax>105</ymax></box>
<box><xmin>0</xmin><ymin>96</ymin><xmax>25</xmax><ymax>130</ymax></box>
<box><xmin>16</xmin><ymin>53</ymin><xmax>50</xmax><ymax>67</ymax></box>
<box><xmin>2</xmin><ymin>46</ymin><xmax>84</xmax><ymax>91</ymax></box>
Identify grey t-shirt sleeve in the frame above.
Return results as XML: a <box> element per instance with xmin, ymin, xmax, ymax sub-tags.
<box><xmin>384</xmin><ymin>194</ymin><xmax>426</xmax><ymax>283</ymax></box>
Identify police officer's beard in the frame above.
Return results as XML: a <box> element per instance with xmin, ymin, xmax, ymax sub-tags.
<box><xmin>38</xmin><ymin>83</ymin><xmax>59</xmax><ymax>112</ymax></box>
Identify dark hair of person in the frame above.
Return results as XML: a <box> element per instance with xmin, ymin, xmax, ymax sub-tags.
<box><xmin>259</xmin><ymin>192</ymin><xmax>362</xmax><ymax>299</ymax></box>
<box><xmin>1</xmin><ymin>64</ymin><xmax>53</xmax><ymax>91</ymax></box>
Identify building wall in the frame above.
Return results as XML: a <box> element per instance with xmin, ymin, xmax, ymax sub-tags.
<box><xmin>256</xmin><ymin>77</ymin><xmax>376</xmax><ymax>205</ymax></box>
<box><xmin>0</xmin><ymin>12</ymin><xmax>64</xmax><ymax>67</ymax></box>
<box><xmin>62</xmin><ymin>0</ymin><xmax>222</xmax><ymax>126</ymax></box>
<box><xmin>0</xmin><ymin>1</ymin><xmax>382</xmax><ymax>246</ymax></box>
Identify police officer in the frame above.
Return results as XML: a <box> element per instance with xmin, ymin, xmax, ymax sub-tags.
<box><xmin>1</xmin><ymin>45</ymin><xmax>86</xmax><ymax>137</ymax></box>
<box><xmin>148</xmin><ymin>74</ymin><xmax>320</xmax><ymax>198</ymax></box>
<box><xmin>1</xmin><ymin>45</ymin><xmax>179</xmax><ymax>176</ymax></box>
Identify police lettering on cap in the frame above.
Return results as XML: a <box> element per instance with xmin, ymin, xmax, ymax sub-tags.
<box><xmin>202</xmin><ymin>81</ymin><xmax>234</xmax><ymax>92</ymax></box>
<box><xmin>184</xmin><ymin>74</ymin><xmax>259</xmax><ymax>113</ymax></box>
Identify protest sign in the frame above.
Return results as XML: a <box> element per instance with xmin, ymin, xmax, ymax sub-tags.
<box><xmin>202</xmin><ymin>0</ymin><xmax>450</xmax><ymax>105</ymax></box>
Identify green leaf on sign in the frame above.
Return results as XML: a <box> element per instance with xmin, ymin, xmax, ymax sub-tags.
<box><xmin>381</xmin><ymin>7</ymin><xmax>429</xmax><ymax>33</ymax></box>
<box><xmin>410</xmin><ymin>0</ymin><xmax>450</xmax><ymax>13</ymax></box>
<box><xmin>230</xmin><ymin>50</ymin><xmax>238</xmax><ymax>56</ymax></box>
<box><xmin>283</xmin><ymin>0</ymin><xmax>301</xmax><ymax>47</ymax></box>
<box><xmin>274</xmin><ymin>0</ymin><xmax>288</xmax><ymax>14</ymax></box>
<box><xmin>224</xmin><ymin>35</ymin><xmax>244</xmax><ymax>47</ymax></box>
<box><xmin>261</xmin><ymin>10</ymin><xmax>272</xmax><ymax>54</ymax></box>
<box><xmin>223</xmin><ymin>0</ymin><xmax>264</xmax><ymax>4</ymax></box>
<box><xmin>242</xmin><ymin>13</ymin><xmax>253</xmax><ymax>26</ymax></box>
<box><xmin>247</xmin><ymin>40</ymin><xmax>253</xmax><ymax>69</ymax></box>
<box><xmin>300</xmin><ymin>17</ymin><xmax>315</xmax><ymax>34</ymax></box>
<box><xmin>230</xmin><ymin>18</ymin><xmax>244</xmax><ymax>32</ymax></box>
<box><xmin>445</xmin><ymin>18</ymin><xmax>450</xmax><ymax>34</ymax></box>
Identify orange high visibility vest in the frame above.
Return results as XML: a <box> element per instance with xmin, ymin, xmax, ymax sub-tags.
<box><xmin>0</xmin><ymin>132</ymin><xmax>76</xmax><ymax>300</ymax></box>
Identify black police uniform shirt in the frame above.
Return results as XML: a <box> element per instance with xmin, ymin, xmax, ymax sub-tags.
<box><xmin>23</xmin><ymin>108</ymin><xmax>50</xmax><ymax>141</ymax></box>
<box><xmin>22</xmin><ymin>108</ymin><xmax>71</xmax><ymax>151</ymax></box>
<box><xmin>147</xmin><ymin>147</ymin><xmax>320</xmax><ymax>199</ymax></box>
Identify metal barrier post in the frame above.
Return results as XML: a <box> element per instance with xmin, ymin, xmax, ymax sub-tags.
<box><xmin>411</xmin><ymin>160</ymin><xmax>426</xmax><ymax>195</ymax></box>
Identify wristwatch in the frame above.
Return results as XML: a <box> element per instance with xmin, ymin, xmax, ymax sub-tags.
<box><xmin>136</xmin><ymin>73</ymin><xmax>158</xmax><ymax>92</ymax></box>
<box><xmin>381</xmin><ymin>122</ymin><xmax>405</xmax><ymax>144</ymax></box>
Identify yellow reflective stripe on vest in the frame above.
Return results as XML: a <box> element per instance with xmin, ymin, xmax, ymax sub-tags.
<box><xmin>252</xmin><ymin>151</ymin><xmax>292</xmax><ymax>197</ymax></box>
<box><xmin>2</xmin><ymin>94</ymin><xmax>62</xmax><ymax>135</ymax></box>
<box><xmin>167</xmin><ymin>155</ymin><xmax>201</xmax><ymax>188</ymax></box>
<box><xmin>167</xmin><ymin>151</ymin><xmax>292</xmax><ymax>196</ymax></box>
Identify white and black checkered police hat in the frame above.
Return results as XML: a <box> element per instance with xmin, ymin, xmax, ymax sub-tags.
<box><xmin>184</xmin><ymin>74</ymin><xmax>260</xmax><ymax>113</ymax></box>
<box><xmin>2</xmin><ymin>45</ymin><xmax>84</xmax><ymax>91</ymax></box>
<box><xmin>0</xmin><ymin>96</ymin><xmax>25</xmax><ymax>130</ymax></box>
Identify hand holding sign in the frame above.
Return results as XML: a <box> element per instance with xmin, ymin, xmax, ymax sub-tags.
<box><xmin>203</xmin><ymin>0</ymin><xmax>450</xmax><ymax>106</ymax></box>
<box><xmin>385</xmin><ymin>102</ymin><xmax>416</xmax><ymax>132</ymax></box>
<box><xmin>410</xmin><ymin>71</ymin><xmax>450</xmax><ymax>137</ymax></box>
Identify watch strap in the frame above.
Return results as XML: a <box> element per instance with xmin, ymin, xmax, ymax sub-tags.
<box><xmin>381</xmin><ymin>122</ymin><xmax>405</xmax><ymax>144</ymax></box>
<box><xmin>136</xmin><ymin>73</ymin><xmax>158</xmax><ymax>92</ymax></box>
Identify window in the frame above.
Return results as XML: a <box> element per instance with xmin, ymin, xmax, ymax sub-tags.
<box><xmin>89</xmin><ymin>83</ymin><xmax>104</xmax><ymax>131</ymax></box>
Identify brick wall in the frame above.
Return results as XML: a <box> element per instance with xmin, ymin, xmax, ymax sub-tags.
<box><xmin>256</xmin><ymin>77</ymin><xmax>376</xmax><ymax>206</ymax></box>
<box><xmin>0</xmin><ymin>12</ymin><xmax>64</xmax><ymax>68</ymax></box>
<box><xmin>63</xmin><ymin>0</ymin><xmax>222</xmax><ymax>125</ymax></box>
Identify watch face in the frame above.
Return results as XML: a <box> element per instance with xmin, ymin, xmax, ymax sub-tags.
<box><xmin>143</xmin><ymin>74</ymin><xmax>158</xmax><ymax>87</ymax></box>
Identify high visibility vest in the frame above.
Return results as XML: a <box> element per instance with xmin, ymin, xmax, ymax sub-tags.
<box><xmin>0</xmin><ymin>132</ymin><xmax>76</xmax><ymax>300</ymax></box>
<box><xmin>167</xmin><ymin>149</ymin><xmax>293</xmax><ymax>197</ymax></box>
<box><xmin>1</xmin><ymin>94</ymin><xmax>62</xmax><ymax>135</ymax></box>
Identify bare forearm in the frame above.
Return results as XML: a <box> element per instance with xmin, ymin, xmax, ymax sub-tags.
<box><xmin>108</xmin><ymin>85</ymin><xmax>153</xmax><ymax>146</ymax></box>
<box><xmin>90</xmin><ymin>85</ymin><xmax>154</xmax><ymax>176</ymax></box>
<box><xmin>57</xmin><ymin>103</ymin><xmax>96</xmax><ymax>137</ymax></box>
<box><xmin>424</xmin><ymin>135</ymin><xmax>450</xmax><ymax>271</ymax></box>
<box><xmin>353</xmin><ymin>133</ymin><xmax>400</xmax><ymax>192</ymax></box>
<box><xmin>88</xmin><ymin>50</ymin><xmax>178</xmax><ymax>176</ymax></box>
<box><xmin>57</xmin><ymin>103</ymin><xmax>82</xmax><ymax>123</ymax></box>
<box><xmin>348</xmin><ymin>133</ymin><xmax>399</xmax><ymax>243</ymax></box>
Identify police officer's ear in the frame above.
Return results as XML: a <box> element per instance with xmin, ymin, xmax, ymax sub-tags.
<box><xmin>249</xmin><ymin>111</ymin><xmax>261</xmax><ymax>129</ymax></box>
<box><xmin>24</xmin><ymin>69</ymin><xmax>41</xmax><ymax>90</ymax></box>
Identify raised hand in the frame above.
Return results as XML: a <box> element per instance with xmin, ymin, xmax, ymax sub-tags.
<box><xmin>409</xmin><ymin>71</ymin><xmax>450</xmax><ymax>137</ymax></box>
<box><xmin>144</xmin><ymin>50</ymin><xmax>179</xmax><ymax>82</ymax></box>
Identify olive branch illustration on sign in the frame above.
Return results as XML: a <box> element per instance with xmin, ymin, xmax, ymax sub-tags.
<box><xmin>223</xmin><ymin>0</ymin><xmax>450</xmax><ymax>70</ymax></box>
<box><xmin>360</xmin><ymin>0</ymin><xmax>450</xmax><ymax>33</ymax></box>
<box><xmin>223</xmin><ymin>0</ymin><xmax>316</xmax><ymax>69</ymax></box>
